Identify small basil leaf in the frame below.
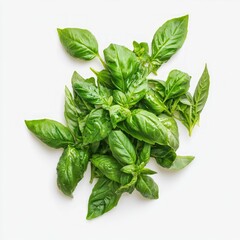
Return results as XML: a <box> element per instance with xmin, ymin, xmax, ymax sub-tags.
<box><xmin>109</xmin><ymin>105</ymin><xmax>131</xmax><ymax>128</ymax></box>
<box><xmin>91</xmin><ymin>154</ymin><xmax>122</xmax><ymax>183</ymax></box>
<box><xmin>57</xmin><ymin>28</ymin><xmax>98</xmax><ymax>60</ymax></box>
<box><xmin>119</xmin><ymin>109</ymin><xmax>169</xmax><ymax>146</ymax></box>
<box><xmin>136</xmin><ymin>175</ymin><xmax>159</xmax><ymax>199</ymax></box>
<box><xmin>104</xmin><ymin>44</ymin><xmax>140</xmax><ymax>92</ymax></box>
<box><xmin>87</xmin><ymin>177</ymin><xmax>121</xmax><ymax>220</ymax></box>
<box><xmin>151</xmin><ymin>145</ymin><xmax>177</xmax><ymax>168</ymax></box>
<box><xmin>193</xmin><ymin>65</ymin><xmax>210</xmax><ymax>113</ymax></box>
<box><xmin>125</xmin><ymin>70</ymin><xmax>148</xmax><ymax>107</ymax></box>
<box><xmin>64</xmin><ymin>86</ymin><xmax>81</xmax><ymax>137</ymax></box>
<box><xmin>138</xmin><ymin>143</ymin><xmax>151</xmax><ymax>166</ymax></box>
<box><xmin>108</xmin><ymin>130</ymin><xmax>136</xmax><ymax>165</ymax></box>
<box><xmin>112</xmin><ymin>90</ymin><xmax>128</xmax><ymax>106</ymax></box>
<box><xmin>140</xmin><ymin>168</ymin><xmax>157</xmax><ymax>175</ymax></box>
<box><xmin>57</xmin><ymin>146</ymin><xmax>89</xmax><ymax>197</ymax></box>
<box><xmin>151</xmin><ymin>15</ymin><xmax>188</xmax><ymax>70</ymax></box>
<box><xmin>148</xmin><ymin>79</ymin><xmax>166</xmax><ymax>99</ymax></box>
<box><xmin>142</xmin><ymin>89</ymin><xmax>169</xmax><ymax>115</ymax></box>
<box><xmin>133</xmin><ymin>41</ymin><xmax>150</xmax><ymax>64</ymax></box>
<box><xmin>170</xmin><ymin>156</ymin><xmax>195</xmax><ymax>170</ymax></box>
<box><xmin>159</xmin><ymin>114</ymin><xmax>179</xmax><ymax>150</ymax></box>
<box><xmin>25</xmin><ymin>119</ymin><xmax>74</xmax><ymax>149</ymax></box>
<box><xmin>83</xmin><ymin>109</ymin><xmax>112</xmax><ymax>145</ymax></box>
<box><xmin>121</xmin><ymin>165</ymin><xmax>137</xmax><ymax>174</ymax></box>
<box><xmin>164</xmin><ymin>70</ymin><xmax>191</xmax><ymax>101</ymax></box>
<box><xmin>72</xmin><ymin>71</ymin><xmax>103</xmax><ymax>105</ymax></box>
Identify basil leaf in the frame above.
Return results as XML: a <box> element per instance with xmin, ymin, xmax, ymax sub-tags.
<box><xmin>164</xmin><ymin>70</ymin><xmax>191</xmax><ymax>101</ymax></box>
<box><xmin>121</xmin><ymin>165</ymin><xmax>137</xmax><ymax>174</ymax></box>
<box><xmin>133</xmin><ymin>41</ymin><xmax>150</xmax><ymax>64</ymax></box>
<box><xmin>91</xmin><ymin>154</ymin><xmax>122</xmax><ymax>183</ymax></box>
<box><xmin>25</xmin><ymin>119</ymin><xmax>74</xmax><ymax>149</ymax></box>
<box><xmin>159</xmin><ymin>114</ymin><xmax>179</xmax><ymax>150</ymax></box>
<box><xmin>87</xmin><ymin>177</ymin><xmax>121</xmax><ymax>220</ymax></box>
<box><xmin>57</xmin><ymin>28</ymin><xmax>98</xmax><ymax>60</ymax></box>
<box><xmin>71</xmin><ymin>71</ymin><xmax>102</xmax><ymax>105</ymax></box>
<box><xmin>108</xmin><ymin>130</ymin><xmax>136</xmax><ymax>165</ymax></box>
<box><xmin>95</xmin><ymin>69</ymin><xmax>115</xmax><ymax>89</ymax></box>
<box><xmin>151</xmin><ymin>15</ymin><xmax>188</xmax><ymax>70</ymax></box>
<box><xmin>64</xmin><ymin>86</ymin><xmax>81</xmax><ymax>137</ymax></box>
<box><xmin>57</xmin><ymin>146</ymin><xmax>89</xmax><ymax>197</ymax></box>
<box><xmin>142</xmin><ymin>89</ymin><xmax>169</xmax><ymax>115</ymax></box>
<box><xmin>193</xmin><ymin>65</ymin><xmax>210</xmax><ymax>113</ymax></box>
<box><xmin>138</xmin><ymin>143</ymin><xmax>151</xmax><ymax>165</ymax></box>
<box><xmin>125</xmin><ymin>70</ymin><xmax>148</xmax><ymax>107</ymax></box>
<box><xmin>104</xmin><ymin>44</ymin><xmax>140</xmax><ymax>92</ymax></box>
<box><xmin>151</xmin><ymin>145</ymin><xmax>177</xmax><ymax>168</ymax></box>
<box><xmin>109</xmin><ymin>105</ymin><xmax>131</xmax><ymax>128</ymax></box>
<box><xmin>170</xmin><ymin>156</ymin><xmax>195</xmax><ymax>170</ymax></box>
<box><xmin>148</xmin><ymin>79</ymin><xmax>166</xmax><ymax>99</ymax></box>
<box><xmin>119</xmin><ymin>109</ymin><xmax>169</xmax><ymax>146</ymax></box>
<box><xmin>83</xmin><ymin>109</ymin><xmax>112</xmax><ymax>145</ymax></box>
<box><xmin>112</xmin><ymin>90</ymin><xmax>128</xmax><ymax>106</ymax></box>
<box><xmin>136</xmin><ymin>175</ymin><xmax>159</xmax><ymax>199</ymax></box>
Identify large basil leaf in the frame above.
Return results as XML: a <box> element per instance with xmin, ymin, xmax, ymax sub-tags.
<box><xmin>72</xmin><ymin>71</ymin><xmax>110</xmax><ymax>105</ymax></box>
<box><xmin>64</xmin><ymin>86</ymin><xmax>81</xmax><ymax>137</ymax></box>
<box><xmin>151</xmin><ymin>145</ymin><xmax>177</xmax><ymax>168</ymax></box>
<box><xmin>193</xmin><ymin>65</ymin><xmax>210</xmax><ymax>113</ymax></box>
<box><xmin>158</xmin><ymin>114</ymin><xmax>179</xmax><ymax>150</ymax></box>
<box><xmin>151</xmin><ymin>15</ymin><xmax>188</xmax><ymax>70</ymax></box>
<box><xmin>136</xmin><ymin>175</ymin><xmax>159</xmax><ymax>199</ymax></box>
<box><xmin>91</xmin><ymin>154</ymin><xmax>122</xmax><ymax>183</ymax></box>
<box><xmin>87</xmin><ymin>177</ymin><xmax>121</xmax><ymax>220</ymax></box>
<box><xmin>108</xmin><ymin>130</ymin><xmax>136</xmax><ymax>165</ymax></box>
<box><xmin>104</xmin><ymin>44</ymin><xmax>140</xmax><ymax>92</ymax></box>
<box><xmin>119</xmin><ymin>109</ymin><xmax>169</xmax><ymax>146</ymax></box>
<box><xmin>170</xmin><ymin>156</ymin><xmax>195</xmax><ymax>170</ymax></box>
<box><xmin>57</xmin><ymin>28</ymin><xmax>98</xmax><ymax>60</ymax></box>
<box><xmin>109</xmin><ymin>105</ymin><xmax>131</xmax><ymax>128</ymax></box>
<box><xmin>83</xmin><ymin>109</ymin><xmax>112</xmax><ymax>145</ymax></box>
<box><xmin>57</xmin><ymin>146</ymin><xmax>89</xmax><ymax>197</ymax></box>
<box><xmin>164</xmin><ymin>70</ymin><xmax>191</xmax><ymax>101</ymax></box>
<box><xmin>142</xmin><ymin>89</ymin><xmax>168</xmax><ymax>114</ymax></box>
<box><xmin>25</xmin><ymin>119</ymin><xmax>74</xmax><ymax>149</ymax></box>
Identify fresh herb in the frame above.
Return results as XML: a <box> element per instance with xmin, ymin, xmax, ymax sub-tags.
<box><xmin>25</xmin><ymin>15</ymin><xmax>210</xmax><ymax>219</ymax></box>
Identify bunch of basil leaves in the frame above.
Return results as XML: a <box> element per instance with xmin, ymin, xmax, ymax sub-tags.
<box><xmin>25</xmin><ymin>15</ymin><xmax>210</xmax><ymax>220</ymax></box>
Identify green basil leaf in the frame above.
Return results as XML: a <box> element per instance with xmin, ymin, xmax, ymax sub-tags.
<box><xmin>104</xmin><ymin>44</ymin><xmax>140</xmax><ymax>92</ymax></box>
<box><xmin>119</xmin><ymin>109</ymin><xmax>169</xmax><ymax>146</ymax></box>
<box><xmin>142</xmin><ymin>89</ymin><xmax>169</xmax><ymax>115</ymax></box>
<box><xmin>112</xmin><ymin>90</ymin><xmax>128</xmax><ymax>106</ymax></box>
<box><xmin>136</xmin><ymin>175</ymin><xmax>159</xmax><ymax>199</ymax></box>
<box><xmin>148</xmin><ymin>79</ymin><xmax>166</xmax><ymax>99</ymax></box>
<box><xmin>94</xmin><ymin>69</ymin><xmax>115</xmax><ymax>89</ymax></box>
<box><xmin>57</xmin><ymin>146</ymin><xmax>89</xmax><ymax>197</ymax></box>
<box><xmin>109</xmin><ymin>105</ymin><xmax>131</xmax><ymax>128</ymax></box>
<box><xmin>133</xmin><ymin>41</ymin><xmax>150</xmax><ymax>64</ymax></box>
<box><xmin>159</xmin><ymin>114</ymin><xmax>179</xmax><ymax>150</ymax></box>
<box><xmin>71</xmin><ymin>71</ymin><xmax>103</xmax><ymax>105</ymax></box>
<box><xmin>91</xmin><ymin>154</ymin><xmax>122</xmax><ymax>183</ymax></box>
<box><xmin>138</xmin><ymin>143</ymin><xmax>151</xmax><ymax>165</ymax></box>
<box><xmin>87</xmin><ymin>177</ymin><xmax>121</xmax><ymax>220</ymax></box>
<box><xmin>193</xmin><ymin>65</ymin><xmax>210</xmax><ymax>113</ymax></box>
<box><xmin>151</xmin><ymin>145</ymin><xmax>177</xmax><ymax>168</ymax></box>
<box><xmin>125</xmin><ymin>70</ymin><xmax>148</xmax><ymax>107</ymax></box>
<box><xmin>64</xmin><ymin>86</ymin><xmax>81</xmax><ymax>137</ymax></box>
<box><xmin>164</xmin><ymin>70</ymin><xmax>191</xmax><ymax>101</ymax></box>
<box><xmin>121</xmin><ymin>164</ymin><xmax>137</xmax><ymax>174</ymax></box>
<box><xmin>108</xmin><ymin>130</ymin><xmax>136</xmax><ymax>165</ymax></box>
<box><xmin>151</xmin><ymin>15</ymin><xmax>188</xmax><ymax>70</ymax></box>
<box><xmin>170</xmin><ymin>155</ymin><xmax>195</xmax><ymax>170</ymax></box>
<box><xmin>83</xmin><ymin>109</ymin><xmax>112</xmax><ymax>145</ymax></box>
<box><xmin>25</xmin><ymin>119</ymin><xmax>74</xmax><ymax>149</ymax></box>
<box><xmin>57</xmin><ymin>28</ymin><xmax>98</xmax><ymax>60</ymax></box>
<box><xmin>140</xmin><ymin>168</ymin><xmax>157</xmax><ymax>175</ymax></box>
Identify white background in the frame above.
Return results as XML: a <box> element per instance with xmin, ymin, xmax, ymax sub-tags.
<box><xmin>1</xmin><ymin>0</ymin><xmax>240</xmax><ymax>239</ymax></box>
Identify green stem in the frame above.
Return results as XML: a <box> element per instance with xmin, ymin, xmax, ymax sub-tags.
<box><xmin>97</xmin><ymin>54</ymin><xmax>107</xmax><ymax>68</ymax></box>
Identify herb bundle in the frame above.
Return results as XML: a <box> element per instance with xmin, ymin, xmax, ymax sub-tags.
<box><xmin>25</xmin><ymin>15</ymin><xmax>210</xmax><ymax>220</ymax></box>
